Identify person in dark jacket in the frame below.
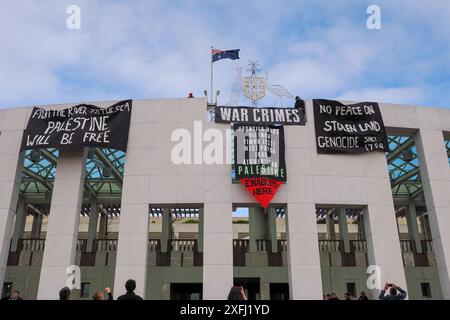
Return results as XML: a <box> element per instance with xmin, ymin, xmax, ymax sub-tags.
<box><xmin>379</xmin><ymin>283</ymin><xmax>407</xmax><ymax>300</ymax></box>
<box><xmin>59</xmin><ymin>287</ymin><xmax>71</xmax><ymax>300</ymax></box>
<box><xmin>104</xmin><ymin>287</ymin><xmax>113</xmax><ymax>300</ymax></box>
<box><xmin>358</xmin><ymin>291</ymin><xmax>369</xmax><ymax>300</ymax></box>
<box><xmin>227</xmin><ymin>286</ymin><xmax>247</xmax><ymax>300</ymax></box>
<box><xmin>117</xmin><ymin>279</ymin><xmax>143</xmax><ymax>300</ymax></box>
<box><xmin>330</xmin><ymin>292</ymin><xmax>340</xmax><ymax>300</ymax></box>
<box><xmin>10</xmin><ymin>290</ymin><xmax>23</xmax><ymax>300</ymax></box>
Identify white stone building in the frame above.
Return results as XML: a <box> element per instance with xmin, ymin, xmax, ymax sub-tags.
<box><xmin>0</xmin><ymin>98</ymin><xmax>449</xmax><ymax>300</ymax></box>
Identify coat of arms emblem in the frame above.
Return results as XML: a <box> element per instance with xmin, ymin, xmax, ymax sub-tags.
<box><xmin>242</xmin><ymin>61</ymin><xmax>267</xmax><ymax>106</ymax></box>
<box><xmin>228</xmin><ymin>60</ymin><xmax>294</xmax><ymax>107</ymax></box>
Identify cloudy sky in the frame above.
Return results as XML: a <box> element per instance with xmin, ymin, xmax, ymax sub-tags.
<box><xmin>1</xmin><ymin>0</ymin><xmax>450</xmax><ymax>109</ymax></box>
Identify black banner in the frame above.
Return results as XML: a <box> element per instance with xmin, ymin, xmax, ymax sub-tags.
<box><xmin>20</xmin><ymin>100</ymin><xmax>132</xmax><ymax>152</ymax></box>
<box><xmin>313</xmin><ymin>99</ymin><xmax>388</xmax><ymax>154</ymax></box>
<box><xmin>216</xmin><ymin>106</ymin><xmax>305</xmax><ymax>125</ymax></box>
<box><xmin>233</xmin><ymin>124</ymin><xmax>286</xmax><ymax>181</ymax></box>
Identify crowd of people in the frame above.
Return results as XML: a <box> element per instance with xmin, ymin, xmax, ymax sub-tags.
<box><xmin>1</xmin><ymin>280</ymin><xmax>406</xmax><ymax>301</ymax></box>
<box><xmin>323</xmin><ymin>283</ymin><xmax>407</xmax><ymax>301</ymax></box>
<box><xmin>58</xmin><ymin>279</ymin><xmax>143</xmax><ymax>300</ymax></box>
<box><xmin>323</xmin><ymin>291</ymin><xmax>369</xmax><ymax>300</ymax></box>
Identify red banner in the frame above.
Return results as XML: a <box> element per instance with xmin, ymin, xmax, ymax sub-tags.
<box><xmin>240</xmin><ymin>177</ymin><xmax>282</xmax><ymax>208</ymax></box>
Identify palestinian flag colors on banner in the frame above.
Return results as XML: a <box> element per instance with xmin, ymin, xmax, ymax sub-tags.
<box><xmin>233</xmin><ymin>124</ymin><xmax>286</xmax><ymax>208</ymax></box>
<box><xmin>240</xmin><ymin>177</ymin><xmax>282</xmax><ymax>209</ymax></box>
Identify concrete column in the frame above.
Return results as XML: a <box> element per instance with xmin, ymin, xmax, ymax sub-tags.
<box><xmin>0</xmin><ymin>130</ymin><xmax>25</xmax><ymax>287</ymax></box>
<box><xmin>338</xmin><ymin>208</ymin><xmax>351</xmax><ymax>253</ymax></box>
<box><xmin>358</xmin><ymin>216</ymin><xmax>366</xmax><ymax>240</ymax></box>
<box><xmin>415</xmin><ymin>128</ymin><xmax>450</xmax><ymax>298</ymax></box>
<box><xmin>267</xmin><ymin>207</ymin><xmax>278</xmax><ymax>253</ymax></box>
<box><xmin>286</xmin><ymin>203</ymin><xmax>323</xmax><ymax>300</ymax></box>
<box><xmin>325</xmin><ymin>212</ymin><xmax>335</xmax><ymax>240</ymax></box>
<box><xmin>11</xmin><ymin>198</ymin><xmax>27</xmax><ymax>252</ymax></box>
<box><xmin>98</xmin><ymin>213</ymin><xmax>108</xmax><ymax>238</ymax></box>
<box><xmin>260</xmin><ymin>282</ymin><xmax>270</xmax><ymax>300</ymax></box>
<box><xmin>160</xmin><ymin>208</ymin><xmax>171</xmax><ymax>253</ymax></box>
<box><xmin>0</xmin><ymin>120</ymin><xmax>26</xmax><ymax>294</ymax></box>
<box><xmin>114</xmin><ymin>202</ymin><xmax>149</xmax><ymax>298</ymax></box>
<box><xmin>363</xmin><ymin>204</ymin><xmax>407</xmax><ymax>297</ymax></box>
<box><xmin>249</xmin><ymin>207</ymin><xmax>265</xmax><ymax>252</ymax></box>
<box><xmin>37</xmin><ymin>149</ymin><xmax>87</xmax><ymax>299</ymax></box>
<box><xmin>113</xmin><ymin>144</ymin><xmax>150</xmax><ymax>298</ymax></box>
<box><xmin>198</xmin><ymin>207</ymin><xmax>204</xmax><ymax>252</ymax></box>
<box><xmin>419</xmin><ymin>214</ymin><xmax>432</xmax><ymax>240</ymax></box>
<box><xmin>86</xmin><ymin>200</ymin><xmax>99</xmax><ymax>253</ymax></box>
<box><xmin>0</xmin><ymin>131</ymin><xmax>24</xmax><ymax>302</ymax></box>
<box><xmin>203</xmin><ymin>203</ymin><xmax>233</xmax><ymax>300</ymax></box>
<box><xmin>405</xmin><ymin>202</ymin><xmax>423</xmax><ymax>253</ymax></box>
<box><xmin>31</xmin><ymin>213</ymin><xmax>43</xmax><ymax>238</ymax></box>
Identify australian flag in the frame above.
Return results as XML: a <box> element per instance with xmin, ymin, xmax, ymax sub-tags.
<box><xmin>212</xmin><ymin>48</ymin><xmax>240</xmax><ymax>62</ymax></box>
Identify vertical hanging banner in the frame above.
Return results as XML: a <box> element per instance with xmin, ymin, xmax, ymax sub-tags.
<box><xmin>313</xmin><ymin>99</ymin><xmax>388</xmax><ymax>154</ymax></box>
<box><xmin>20</xmin><ymin>100</ymin><xmax>132</xmax><ymax>152</ymax></box>
<box><xmin>234</xmin><ymin>124</ymin><xmax>286</xmax><ymax>208</ymax></box>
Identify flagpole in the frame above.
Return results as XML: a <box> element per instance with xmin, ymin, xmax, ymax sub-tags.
<box><xmin>210</xmin><ymin>45</ymin><xmax>213</xmax><ymax>104</ymax></box>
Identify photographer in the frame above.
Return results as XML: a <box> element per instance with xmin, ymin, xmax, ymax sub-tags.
<box><xmin>379</xmin><ymin>283</ymin><xmax>407</xmax><ymax>300</ymax></box>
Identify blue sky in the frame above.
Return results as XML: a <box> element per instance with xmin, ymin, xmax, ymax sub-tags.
<box><xmin>1</xmin><ymin>0</ymin><xmax>450</xmax><ymax>109</ymax></box>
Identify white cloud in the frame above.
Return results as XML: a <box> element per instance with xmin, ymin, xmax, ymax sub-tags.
<box><xmin>0</xmin><ymin>1</ymin><xmax>449</xmax><ymax>109</ymax></box>
<box><xmin>336</xmin><ymin>86</ymin><xmax>424</xmax><ymax>105</ymax></box>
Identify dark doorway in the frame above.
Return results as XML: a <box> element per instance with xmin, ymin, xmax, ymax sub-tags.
<box><xmin>2</xmin><ymin>282</ymin><xmax>12</xmax><ymax>298</ymax></box>
<box><xmin>234</xmin><ymin>277</ymin><xmax>260</xmax><ymax>300</ymax></box>
<box><xmin>270</xmin><ymin>283</ymin><xmax>289</xmax><ymax>300</ymax></box>
<box><xmin>170</xmin><ymin>283</ymin><xmax>202</xmax><ymax>300</ymax></box>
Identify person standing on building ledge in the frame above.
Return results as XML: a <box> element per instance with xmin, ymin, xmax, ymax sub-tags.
<box><xmin>117</xmin><ymin>279</ymin><xmax>143</xmax><ymax>300</ymax></box>
<box><xmin>379</xmin><ymin>283</ymin><xmax>407</xmax><ymax>300</ymax></box>
<box><xmin>294</xmin><ymin>96</ymin><xmax>305</xmax><ymax>112</ymax></box>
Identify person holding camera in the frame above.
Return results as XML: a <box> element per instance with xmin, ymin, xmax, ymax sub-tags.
<box><xmin>379</xmin><ymin>283</ymin><xmax>407</xmax><ymax>300</ymax></box>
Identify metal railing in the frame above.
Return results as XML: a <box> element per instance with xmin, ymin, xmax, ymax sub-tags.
<box><xmin>318</xmin><ymin>240</ymin><xmax>341</xmax><ymax>252</ymax></box>
<box><xmin>421</xmin><ymin>239</ymin><xmax>434</xmax><ymax>252</ymax></box>
<box><xmin>77</xmin><ymin>239</ymin><xmax>87</xmax><ymax>251</ymax></box>
<box><xmin>94</xmin><ymin>239</ymin><xmax>117</xmax><ymax>252</ymax></box>
<box><xmin>256</xmin><ymin>239</ymin><xmax>268</xmax><ymax>252</ymax></box>
<box><xmin>171</xmin><ymin>239</ymin><xmax>197</xmax><ymax>252</ymax></box>
<box><xmin>148</xmin><ymin>239</ymin><xmax>161</xmax><ymax>251</ymax></box>
<box><xmin>254</xmin><ymin>239</ymin><xmax>288</xmax><ymax>252</ymax></box>
<box><xmin>233</xmin><ymin>239</ymin><xmax>249</xmax><ymax>252</ymax></box>
<box><xmin>350</xmin><ymin>240</ymin><xmax>367</xmax><ymax>252</ymax></box>
<box><xmin>318</xmin><ymin>240</ymin><xmax>367</xmax><ymax>253</ymax></box>
<box><xmin>278</xmin><ymin>240</ymin><xmax>288</xmax><ymax>252</ymax></box>
<box><xmin>400</xmin><ymin>240</ymin><xmax>415</xmax><ymax>253</ymax></box>
<box><xmin>400</xmin><ymin>239</ymin><xmax>433</xmax><ymax>253</ymax></box>
<box><xmin>18</xmin><ymin>238</ymin><xmax>45</xmax><ymax>251</ymax></box>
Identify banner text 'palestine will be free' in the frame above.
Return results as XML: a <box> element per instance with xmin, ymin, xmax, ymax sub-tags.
<box><xmin>20</xmin><ymin>100</ymin><xmax>132</xmax><ymax>152</ymax></box>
